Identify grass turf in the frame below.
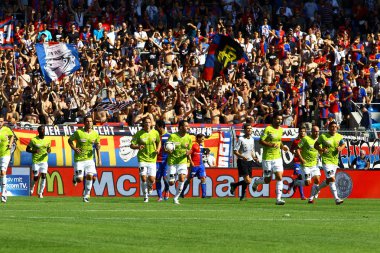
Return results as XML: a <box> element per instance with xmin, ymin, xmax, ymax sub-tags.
<box><xmin>0</xmin><ymin>197</ymin><xmax>379</xmax><ymax>253</ymax></box>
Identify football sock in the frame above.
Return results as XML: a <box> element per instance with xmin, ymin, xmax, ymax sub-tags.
<box><xmin>39</xmin><ymin>178</ymin><xmax>46</xmax><ymax>195</ymax></box>
<box><xmin>329</xmin><ymin>182</ymin><xmax>339</xmax><ymax>199</ymax></box>
<box><xmin>84</xmin><ymin>178</ymin><xmax>93</xmax><ymax>197</ymax></box>
<box><xmin>241</xmin><ymin>183</ymin><xmax>248</xmax><ymax>199</ymax></box>
<box><xmin>0</xmin><ymin>176</ymin><xmax>3</xmax><ymax>192</ymax></box>
<box><xmin>201</xmin><ymin>183</ymin><xmax>206</xmax><ymax>198</ymax></box>
<box><xmin>175</xmin><ymin>181</ymin><xmax>184</xmax><ymax>199</ymax></box>
<box><xmin>318</xmin><ymin>180</ymin><xmax>328</xmax><ymax>191</ymax></box>
<box><xmin>234</xmin><ymin>180</ymin><xmax>245</xmax><ymax>187</ymax></box>
<box><xmin>163</xmin><ymin>177</ymin><xmax>170</xmax><ymax>192</ymax></box>
<box><xmin>299</xmin><ymin>185</ymin><xmax>305</xmax><ymax>198</ymax></box>
<box><xmin>142</xmin><ymin>181</ymin><xmax>147</xmax><ymax>197</ymax></box>
<box><xmin>1</xmin><ymin>175</ymin><xmax>6</xmax><ymax>196</ymax></box>
<box><xmin>182</xmin><ymin>179</ymin><xmax>190</xmax><ymax>195</ymax></box>
<box><xmin>294</xmin><ymin>180</ymin><xmax>305</xmax><ymax>186</ymax></box>
<box><xmin>30</xmin><ymin>179</ymin><xmax>36</xmax><ymax>194</ymax></box>
<box><xmin>276</xmin><ymin>180</ymin><xmax>283</xmax><ymax>200</ymax></box>
<box><xmin>156</xmin><ymin>179</ymin><xmax>162</xmax><ymax>198</ymax></box>
<box><xmin>309</xmin><ymin>184</ymin><xmax>319</xmax><ymax>200</ymax></box>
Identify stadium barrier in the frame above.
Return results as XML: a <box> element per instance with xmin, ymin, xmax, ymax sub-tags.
<box><xmin>23</xmin><ymin>167</ymin><xmax>380</xmax><ymax>199</ymax></box>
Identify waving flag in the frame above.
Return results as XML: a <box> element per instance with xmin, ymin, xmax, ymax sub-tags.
<box><xmin>35</xmin><ymin>42</ymin><xmax>80</xmax><ymax>83</ymax></box>
<box><xmin>203</xmin><ymin>34</ymin><xmax>248</xmax><ymax>81</ymax></box>
<box><xmin>0</xmin><ymin>17</ymin><xmax>14</xmax><ymax>50</ymax></box>
<box><xmin>87</xmin><ymin>101</ymin><xmax>132</xmax><ymax>116</ymax></box>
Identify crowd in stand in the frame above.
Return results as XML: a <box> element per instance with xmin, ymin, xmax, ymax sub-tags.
<box><xmin>0</xmin><ymin>0</ymin><xmax>379</xmax><ymax>130</ymax></box>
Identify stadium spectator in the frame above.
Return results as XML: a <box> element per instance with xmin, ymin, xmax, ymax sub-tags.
<box><xmin>350</xmin><ymin>149</ymin><xmax>370</xmax><ymax>170</ymax></box>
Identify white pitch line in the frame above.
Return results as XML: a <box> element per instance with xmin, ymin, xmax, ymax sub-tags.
<box><xmin>2</xmin><ymin>209</ymin><xmax>380</xmax><ymax>214</ymax></box>
<box><xmin>0</xmin><ymin>209</ymin><xmax>232</xmax><ymax>212</ymax></box>
<box><xmin>1</xmin><ymin>216</ymin><xmax>378</xmax><ymax>222</ymax></box>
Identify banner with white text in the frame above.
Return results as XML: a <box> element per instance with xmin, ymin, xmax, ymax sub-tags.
<box><xmin>27</xmin><ymin>167</ymin><xmax>377</xmax><ymax>198</ymax></box>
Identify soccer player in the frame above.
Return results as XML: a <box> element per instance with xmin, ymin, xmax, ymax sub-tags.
<box><xmin>166</xmin><ymin>120</ymin><xmax>192</xmax><ymax>204</ymax></box>
<box><xmin>251</xmin><ymin>114</ymin><xmax>289</xmax><ymax>205</ymax></box>
<box><xmin>131</xmin><ymin>117</ymin><xmax>161</xmax><ymax>203</ymax></box>
<box><xmin>313</xmin><ymin>121</ymin><xmax>345</xmax><ymax>205</ymax></box>
<box><xmin>0</xmin><ymin>117</ymin><xmax>15</xmax><ymax>203</ymax></box>
<box><xmin>288</xmin><ymin>127</ymin><xmax>307</xmax><ymax>200</ymax></box>
<box><xmin>155</xmin><ymin>120</ymin><xmax>170</xmax><ymax>201</ymax></box>
<box><xmin>292</xmin><ymin>125</ymin><xmax>322</xmax><ymax>204</ymax></box>
<box><xmin>181</xmin><ymin>134</ymin><xmax>207</xmax><ymax>198</ymax></box>
<box><xmin>230</xmin><ymin>123</ymin><xmax>258</xmax><ymax>201</ymax></box>
<box><xmin>26</xmin><ymin>125</ymin><xmax>51</xmax><ymax>198</ymax></box>
<box><xmin>68</xmin><ymin>116</ymin><xmax>101</xmax><ymax>202</ymax></box>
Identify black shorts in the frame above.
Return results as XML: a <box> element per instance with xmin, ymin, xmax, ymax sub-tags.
<box><xmin>237</xmin><ymin>159</ymin><xmax>254</xmax><ymax>177</ymax></box>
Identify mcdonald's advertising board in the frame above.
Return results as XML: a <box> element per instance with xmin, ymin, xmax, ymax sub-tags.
<box><xmin>22</xmin><ymin>167</ymin><xmax>380</xmax><ymax>199</ymax></box>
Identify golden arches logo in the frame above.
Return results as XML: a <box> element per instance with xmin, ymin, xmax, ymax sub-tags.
<box><xmin>46</xmin><ymin>171</ymin><xmax>64</xmax><ymax>195</ymax></box>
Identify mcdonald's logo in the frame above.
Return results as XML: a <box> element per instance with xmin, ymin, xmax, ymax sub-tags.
<box><xmin>46</xmin><ymin>171</ymin><xmax>64</xmax><ymax>195</ymax></box>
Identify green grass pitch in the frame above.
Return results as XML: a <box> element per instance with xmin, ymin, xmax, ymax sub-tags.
<box><xmin>1</xmin><ymin>197</ymin><xmax>379</xmax><ymax>253</ymax></box>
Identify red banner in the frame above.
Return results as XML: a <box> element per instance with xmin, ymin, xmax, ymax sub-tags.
<box><xmin>30</xmin><ymin>167</ymin><xmax>380</xmax><ymax>199</ymax></box>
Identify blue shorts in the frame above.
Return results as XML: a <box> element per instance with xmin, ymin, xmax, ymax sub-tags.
<box><xmin>190</xmin><ymin>165</ymin><xmax>206</xmax><ymax>179</ymax></box>
<box><xmin>156</xmin><ymin>161</ymin><xmax>168</xmax><ymax>178</ymax></box>
<box><xmin>294</xmin><ymin>163</ymin><xmax>302</xmax><ymax>175</ymax></box>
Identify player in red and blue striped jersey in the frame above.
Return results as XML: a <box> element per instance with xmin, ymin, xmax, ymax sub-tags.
<box><xmin>155</xmin><ymin>120</ymin><xmax>171</xmax><ymax>201</ymax></box>
<box><xmin>180</xmin><ymin>134</ymin><xmax>207</xmax><ymax>198</ymax></box>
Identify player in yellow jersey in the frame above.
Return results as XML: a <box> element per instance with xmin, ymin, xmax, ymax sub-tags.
<box><xmin>251</xmin><ymin>114</ymin><xmax>289</xmax><ymax>205</ymax></box>
<box><xmin>131</xmin><ymin>117</ymin><xmax>161</xmax><ymax>203</ymax></box>
<box><xmin>166</xmin><ymin>120</ymin><xmax>192</xmax><ymax>205</ymax></box>
<box><xmin>0</xmin><ymin>117</ymin><xmax>15</xmax><ymax>203</ymax></box>
<box><xmin>292</xmin><ymin>125</ymin><xmax>322</xmax><ymax>203</ymax></box>
<box><xmin>68</xmin><ymin>116</ymin><xmax>101</xmax><ymax>202</ymax></box>
<box><xmin>313</xmin><ymin>121</ymin><xmax>345</xmax><ymax>205</ymax></box>
<box><xmin>26</xmin><ymin>126</ymin><xmax>51</xmax><ymax>198</ymax></box>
